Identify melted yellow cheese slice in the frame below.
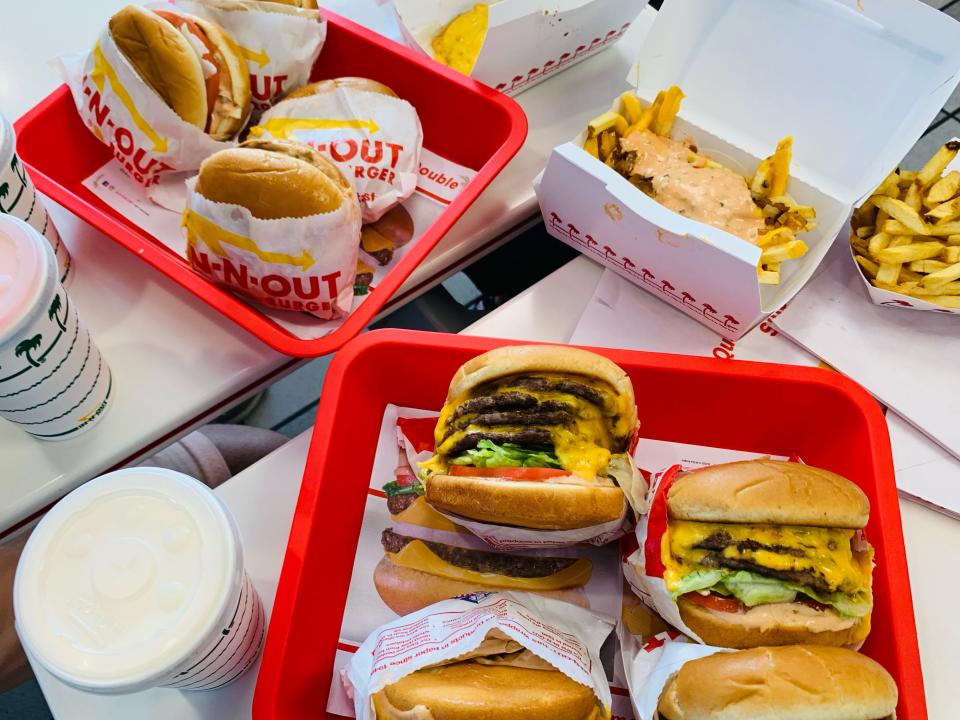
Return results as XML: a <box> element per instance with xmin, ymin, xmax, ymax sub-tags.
<box><xmin>432</xmin><ymin>4</ymin><xmax>489</xmax><ymax>75</ymax></box>
<box><xmin>388</xmin><ymin>540</ymin><xmax>593</xmax><ymax>590</ymax></box>
<box><xmin>390</xmin><ymin>497</ymin><xmax>460</xmax><ymax>532</ymax></box>
<box><xmin>663</xmin><ymin>521</ymin><xmax>869</xmax><ymax>594</ymax></box>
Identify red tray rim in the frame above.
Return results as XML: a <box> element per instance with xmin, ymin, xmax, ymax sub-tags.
<box><xmin>15</xmin><ymin>12</ymin><xmax>528</xmax><ymax>358</ymax></box>
<box><xmin>253</xmin><ymin>328</ymin><xmax>925</xmax><ymax>719</ymax></box>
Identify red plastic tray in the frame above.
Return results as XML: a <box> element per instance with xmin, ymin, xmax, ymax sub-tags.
<box><xmin>254</xmin><ymin>329</ymin><xmax>925</xmax><ymax>720</ymax></box>
<box><xmin>13</xmin><ymin>13</ymin><xmax>526</xmax><ymax>357</ymax></box>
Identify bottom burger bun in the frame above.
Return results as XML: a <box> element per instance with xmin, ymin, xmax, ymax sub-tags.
<box><xmin>424</xmin><ymin>473</ymin><xmax>626</xmax><ymax>530</ymax></box>
<box><xmin>195</xmin><ymin>138</ymin><xmax>353</xmax><ymax>219</ymax></box>
<box><xmin>373</xmin><ymin>662</ymin><xmax>601</xmax><ymax>720</ymax></box>
<box><xmin>284</xmin><ymin>76</ymin><xmax>398</xmax><ymax>100</ymax></box>
<box><xmin>677</xmin><ymin>589</ymin><xmax>871</xmax><ymax>650</ymax></box>
<box><xmin>656</xmin><ymin>645</ymin><xmax>898</xmax><ymax>720</ymax></box>
<box><xmin>373</xmin><ymin>557</ymin><xmax>588</xmax><ymax>616</ymax></box>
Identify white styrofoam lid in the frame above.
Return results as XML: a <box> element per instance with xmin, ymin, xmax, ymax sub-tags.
<box><xmin>632</xmin><ymin>0</ymin><xmax>960</xmax><ymax>203</ymax></box>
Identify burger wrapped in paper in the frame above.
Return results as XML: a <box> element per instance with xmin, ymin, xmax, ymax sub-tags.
<box><xmin>618</xmin><ymin>629</ymin><xmax>898</xmax><ymax>720</ymax></box>
<box><xmin>250</xmin><ymin>77</ymin><xmax>424</xmax><ymax>222</ymax></box>
<box><xmin>625</xmin><ymin>460</ymin><xmax>875</xmax><ymax>649</ymax></box>
<box><xmin>414</xmin><ymin>344</ymin><xmax>645</xmax><ymax>549</ymax></box>
<box><xmin>59</xmin><ymin>4</ymin><xmax>251</xmax><ymax>189</ymax></box>
<box><xmin>169</xmin><ymin>0</ymin><xmax>327</xmax><ymax>115</ymax></box>
<box><xmin>347</xmin><ymin>592</ymin><xmax>613</xmax><ymax>720</ymax></box>
<box><xmin>184</xmin><ymin>138</ymin><xmax>362</xmax><ymax>318</ymax></box>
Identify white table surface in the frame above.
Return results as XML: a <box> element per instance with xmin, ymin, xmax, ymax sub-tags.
<box><xmin>0</xmin><ymin>2</ymin><xmax>657</xmax><ymax>533</ymax></box>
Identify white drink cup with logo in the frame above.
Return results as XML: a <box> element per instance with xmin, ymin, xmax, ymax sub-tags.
<box><xmin>14</xmin><ymin>467</ymin><xmax>266</xmax><ymax>694</ymax></box>
<box><xmin>0</xmin><ymin>215</ymin><xmax>110</xmax><ymax>439</ymax></box>
<box><xmin>0</xmin><ymin>112</ymin><xmax>71</xmax><ymax>284</ymax></box>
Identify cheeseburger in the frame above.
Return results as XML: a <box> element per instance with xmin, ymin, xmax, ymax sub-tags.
<box><xmin>372</xmin><ymin>629</ymin><xmax>603</xmax><ymax>720</ymax></box>
<box><xmin>661</xmin><ymin>460</ymin><xmax>874</xmax><ymax>648</ymax></box>
<box><xmin>656</xmin><ymin>646</ymin><xmax>898</xmax><ymax>720</ymax></box>
<box><xmin>109</xmin><ymin>5</ymin><xmax>251</xmax><ymax>139</ymax></box>
<box><xmin>420</xmin><ymin>345</ymin><xmax>640</xmax><ymax>531</ymax></box>
<box><xmin>195</xmin><ymin>138</ymin><xmax>355</xmax><ymax>218</ymax></box>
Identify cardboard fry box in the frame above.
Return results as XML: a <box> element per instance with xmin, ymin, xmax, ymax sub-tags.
<box><xmin>392</xmin><ymin>0</ymin><xmax>646</xmax><ymax>96</ymax></box>
<box><xmin>850</xmin><ymin>136</ymin><xmax>960</xmax><ymax>316</ymax></box>
<box><xmin>534</xmin><ymin>0</ymin><xmax>960</xmax><ymax>339</ymax></box>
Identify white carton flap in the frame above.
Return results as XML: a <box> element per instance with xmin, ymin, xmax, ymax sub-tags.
<box><xmin>631</xmin><ymin>0</ymin><xmax>960</xmax><ymax>203</ymax></box>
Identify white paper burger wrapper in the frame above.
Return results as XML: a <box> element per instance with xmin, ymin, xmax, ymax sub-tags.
<box><xmin>617</xmin><ymin>625</ymin><xmax>725</xmax><ymax>720</ymax></box>
<box><xmin>58</xmin><ymin>27</ymin><xmax>238</xmax><ymax>191</ymax></box>
<box><xmin>346</xmin><ymin>592</ymin><xmax>613</xmax><ymax>720</ymax></box>
<box><xmin>168</xmin><ymin>0</ymin><xmax>326</xmax><ymax>115</ymax></box>
<box><xmin>183</xmin><ymin>177</ymin><xmax>362</xmax><ymax>318</ymax></box>
<box><xmin>251</xmin><ymin>87</ymin><xmax>424</xmax><ymax>222</ymax></box>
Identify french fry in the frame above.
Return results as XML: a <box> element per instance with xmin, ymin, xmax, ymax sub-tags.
<box><xmin>872</xmin><ymin>196</ymin><xmax>929</xmax><ymax>235</ymax></box>
<box><xmin>904</xmin><ymin>181</ymin><xmax>923</xmax><ymax>212</ymax></box>
<box><xmin>758</xmin><ymin>265</ymin><xmax>781</xmax><ymax>284</ymax></box>
<box><xmin>760</xmin><ymin>239</ymin><xmax>808</xmax><ymax>264</ymax></box>
<box><xmin>927</xmin><ymin>170</ymin><xmax>960</xmax><ymax>204</ymax></box>
<box><xmin>917</xmin><ymin>141</ymin><xmax>960</xmax><ymax>187</ymax></box>
<box><xmin>855</xmin><ymin>254</ymin><xmax>880</xmax><ymax>278</ymax></box>
<box><xmin>927</xmin><ymin>220</ymin><xmax>960</xmax><ymax>236</ymax></box>
<box><xmin>756</xmin><ymin>227</ymin><xmax>794</xmax><ymax>247</ymax></box>
<box><xmin>876</xmin><ymin>241</ymin><xmax>945</xmax><ymax>264</ymax></box>
<box><xmin>599</xmin><ymin>131</ymin><xmax>617</xmax><ymax>162</ymax></box>
<box><xmin>898</xmin><ymin>170</ymin><xmax>918</xmax><ymax>183</ymax></box>
<box><xmin>873</xmin><ymin>173</ymin><xmax>900</xmax><ymax>198</ymax></box>
<box><xmin>921</xmin><ymin>261</ymin><xmax>960</xmax><ymax>287</ymax></box>
<box><xmin>910</xmin><ymin>259</ymin><xmax>948</xmax><ymax>273</ymax></box>
<box><xmin>882</xmin><ymin>219</ymin><xmax>920</xmax><ymax>235</ymax></box>
<box><xmin>769</xmin><ymin>136</ymin><xmax>793</xmax><ymax>197</ymax></box>
<box><xmin>948</xmin><ymin>235</ymin><xmax>960</xmax><ymax>246</ymax></box>
<box><xmin>619</xmin><ymin>92</ymin><xmax>644</xmax><ymax>125</ymax></box>
<box><xmin>875</xmin><ymin>263</ymin><xmax>902</xmax><ymax>285</ymax></box>
<box><xmin>855</xmin><ymin>226</ymin><xmax>875</xmax><ymax>238</ymax></box>
<box><xmin>583</xmin><ymin>135</ymin><xmax>599</xmax><ymax>158</ymax></box>
<box><xmin>868</xmin><ymin>231</ymin><xmax>892</xmax><ymax>258</ymax></box>
<box><xmin>929</xmin><ymin>296</ymin><xmax>960</xmax><ymax>308</ymax></box>
<box><xmin>900</xmin><ymin>281</ymin><xmax>960</xmax><ymax>296</ymax></box>
<box><xmin>925</xmin><ymin>196</ymin><xmax>960</xmax><ymax>222</ymax></box>
<box><xmin>943</xmin><ymin>246</ymin><xmax>960</xmax><ymax>264</ymax></box>
<box><xmin>651</xmin><ymin>85</ymin><xmax>684</xmax><ymax>137</ymax></box>
<box><xmin>752</xmin><ymin>159</ymin><xmax>773</xmax><ymax>200</ymax></box>
<box><xmin>587</xmin><ymin>111</ymin><xmax>628</xmax><ymax>138</ymax></box>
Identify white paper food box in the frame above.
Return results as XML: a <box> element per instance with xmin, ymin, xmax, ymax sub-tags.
<box><xmin>535</xmin><ymin>0</ymin><xmax>960</xmax><ymax>339</ymax></box>
<box><xmin>392</xmin><ymin>0</ymin><xmax>645</xmax><ymax>96</ymax></box>
<box><xmin>851</xmin><ymin>137</ymin><xmax>960</xmax><ymax>316</ymax></box>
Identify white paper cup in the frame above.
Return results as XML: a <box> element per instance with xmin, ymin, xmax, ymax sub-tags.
<box><xmin>0</xmin><ymin>112</ymin><xmax>71</xmax><ymax>285</ymax></box>
<box><xmin>14</xmin><ymin>467</ymin><xmax>266</xmax><ymax>694</ymax></box>
<box><xmin>0</xmin><ymin>215</ymin><xmax>111</xmax><ymax>439</ymax></box>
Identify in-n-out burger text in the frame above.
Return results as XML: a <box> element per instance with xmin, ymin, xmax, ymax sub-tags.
<box><xmin>250</xmin><ymin>73</ymin><xmax>288</xmax><ymax>112</ymax></box>
<box><xmin>81</xmin><ymin>78</ymin><xmax>172</xmax><ymax>187</ymax></box>
<box><xmin>299</xmin><ymin>137</ymin><xmax>404</xmax><ymax>186</ymax></box>
<box><xmin>189</xmin><ymin>247</ymin><xmax>342</xmax><ymax>313</ymax></box>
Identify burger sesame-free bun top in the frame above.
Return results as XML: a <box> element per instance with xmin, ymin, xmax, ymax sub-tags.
<box><xmin>656</xmin><ymin>646</ymin><xmax>897</xmax><ymax>720</ymax></box>
<box><xmin>667</xmin><ymin>459</ymin><xmax>870</xmax><ymax>529</ymax></box>
<box><xmin>195</xmin><ymin>139</ymin><xmax>353</xmax><ymax>219</ymax></box>
<box><xmin>284</xmin><ymin>77</ymin><xmax>399</xmax><ymax>101</ymax></box>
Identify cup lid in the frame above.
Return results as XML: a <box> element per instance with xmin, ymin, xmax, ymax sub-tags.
<box><xmin>14</xmin><ymin>468</ymin><xmax>242</xmax><ymax>691</ymax></box>
<box><xmin>0</xmin><ymin>215</ymin><xmax>53</xmax><ymax>340</ymax></box>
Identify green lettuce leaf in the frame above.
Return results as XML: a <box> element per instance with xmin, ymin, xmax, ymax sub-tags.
<box><xmin>447</xmin><ymin>439</ymin><xmax>563</xmax><ymax>469</ymax></box>
<box><xmin>672</xmin><ymin>568</ymin><xmax>872</xmax><ymax>618</ymax></box>
<box><xmin>382</xmin><ymin>479</ymin><xmax>424</xmax><ymax>498</ymax></box>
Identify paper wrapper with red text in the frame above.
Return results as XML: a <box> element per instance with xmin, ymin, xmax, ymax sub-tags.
<box><xmin>623</xmin><ymin>442</ymin><xmax>791</xmax><ymax>645</ymax></box>
<box><xmin>169</xmin><ymin>0</ymin><xmax>326</xmax><ymax>115</ymax></box>
<box><xmin>183</xmin><ymin>177</ymin><xmax>362</xmax><ymax>318</ymax></box>
<box><xmin>251</xmin><ymin>86</ymin><xmax>423</xmax><ymax>222</ymax></box>
<box><xmin>346</xmin><ymin>592</ymin><xmax>614</xmax><ymax>720</ymax></box>
<box><xmin>58</xmin><ymin>28</ymin><xmax>236</xmax><ymax>190</ymax></box>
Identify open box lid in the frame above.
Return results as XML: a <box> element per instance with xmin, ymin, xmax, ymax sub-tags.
<box><xmin>630</xmin><ymin>0</ymin><xmax>960</xmax><ymax>204</ymax></box>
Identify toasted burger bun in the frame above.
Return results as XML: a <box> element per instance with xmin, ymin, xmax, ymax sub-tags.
<box><xmin>668</xmin><ymin>459</ymin><xmax>870</xmax><ymax>528</ymax></box>
<box><xmin>110</xmin><ymin>6</ymin><xmax>250</xmax><ymax>138</ymax></box>
<box><xmin>373</xmin><ymin>557</ymin><xmax>588</xmax><ymax>615</ymax></box>
<box><xmin>656</xmin><ymin>645</ymin><xmax>897</xmax><ymax>720</ymax></box>
<box><xmin>374</xmin><ymin>662</ymin><xmax>600</xmax><ymax>720</ymax></box>
<box><xmin>425</xmin><ymin>474</ymin><xmax>625</xmax><ymax>530</ymax></box>
<box><xmin>196</xmin><ymin>139</ymin><xmax>352</xmax><ymax>218</ymax></box>
<box><xmin>677</xmin><ymin>596</ymin><xmax>871</xmax><ymax>649</ymax></box>
<box><xmin>284</xmin><ymin>76</ymin><xmax>399</xmax><ymax>100</ymax></box>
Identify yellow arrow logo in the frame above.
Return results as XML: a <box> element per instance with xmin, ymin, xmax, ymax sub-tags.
<box><xmin>183</xmin><ymin>210</ymin><xmax>315</xmax><ymax>270</ymax></box>
<box><xmin>248</xmin><ymin>116</ymin><xmax>381</xmax><ymax>140</ymax></box>
<box><xmin>239</xmin><ymin>45</ymin><xmax>271</xmax><ymax>69</ymax></box>
<box><xmin>91</xmin><ymin>42</ymin><xmax>168</xmax><ymax>153</ymax></box>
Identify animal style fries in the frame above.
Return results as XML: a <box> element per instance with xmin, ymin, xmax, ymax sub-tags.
<box><xmin>850</xmin><ymin>141</ymin><xmax>960</xmax><ymax>309</ymax></box>
<box><xmin>582</xmin><ymin>86</ymin><xmax>816</xmax><ymax>285</ymax></box>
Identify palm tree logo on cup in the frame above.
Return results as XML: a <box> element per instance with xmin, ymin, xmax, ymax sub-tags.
<box><xmin>0</xmin><ymin>156</ymin><xmax>28</xmax><ymax>214</ymax></box>
<box><xmin>15</xmin><ymin>334</ymin><xmax>43</xmax><ymax>367</ymax></box>
<box><xmin>48</xmin><ymin>295</ymin><xmax>66</xmax><ymax>332</ymax></box>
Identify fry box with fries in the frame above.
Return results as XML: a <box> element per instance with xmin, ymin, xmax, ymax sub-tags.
<box><xmin>392</xmin><ymin>0</ymin><xmax>645</xmax><ymax>96</ymax></box>
<box><xmin>850</xmin><ymin>138</ymin><xmax>960</xmax><ymax>315</ymax></box>
<box><xmin>534</xmin><ymin>0</ymin><xmax>960</xmax><ymax>339</ymax></box>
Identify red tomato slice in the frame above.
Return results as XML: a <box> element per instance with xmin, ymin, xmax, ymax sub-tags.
<box><xmin>682</xmin><ymin>592</ymin><xmax>744</xmax><ymax>614</ymax></box>
<box><xmin>448</xmin><ymin>466</ymin><xmax>570</xmax><ymax>481</ymax></box>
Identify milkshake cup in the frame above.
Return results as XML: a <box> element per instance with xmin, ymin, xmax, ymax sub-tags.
<box><xmin>0</xmin><ymin>215</ymin><xmax>110</xmax><ymax>439</ymax></box>
<box><xmin>0</xmin><ymin>112</ymin><xmax>71</xmax><ymax>285</ymax></box>
<box><xmin>14</xmin><ymin>467</ymin><xmax>266</xmax><ymax>694</ymax></box>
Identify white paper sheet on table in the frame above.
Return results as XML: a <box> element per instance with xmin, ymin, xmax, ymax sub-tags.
<box><xmin>572</xmin><ymin>268</ymin><xmax>960</xmax><ymax>519</ymax></box>
<box><xmin>773</xmin><ymin>240</ymin><xmax>960</xmax><ymax>460</ymax></box>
